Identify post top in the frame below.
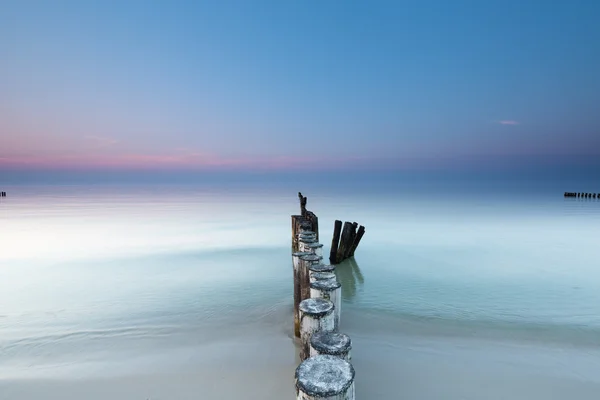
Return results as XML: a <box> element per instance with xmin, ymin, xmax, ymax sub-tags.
<box><xmin>308</xmin><ymin>264</ymin><xmax>335</xmax><ymax>273</ymax></box>
<box><xmin>299</xmin><ymin>298</ymin><xmax>334</xmax><ymax>317</ymax></box>
<box><xmin>307</xmin><ymin>242</ymin><xmax>324</xmax><ymax>248</ymax></box>
<box><xmin>310</xmin><ymin>331</ymin><xmax>352</xmax><ymax>355</ymax></box>
<box><xmin>298</xmin><ymin>237</ymin><xmax>317</xmax><ymax>244</ymax></box>
<box><xmin>295</xmin><ymin>354</ymin><xmax>355</xmax><ymax>397</ymax></box>
<box><xmin>310</xmin><ymin>278</ymin><xmax>341</xmax><ymax>291</ymax></box>
<box><xmin>300</xmin><ymin>254</ymin><xmax>322</xmax><ymax>262</ymax></box>
<box><xmin>311</xmin><ymin>272</ymin><xmax>336</xmax><ymax>281</ymax></box>
<box><xmin>292</xmin><ymin>251</ymin><xmax>312</xmax><ymax>257</ymax></box>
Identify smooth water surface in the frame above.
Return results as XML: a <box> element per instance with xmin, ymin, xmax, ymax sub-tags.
<box><xmin>1</xmin><ymin>181</ymin><xmax>600</xmax><ymax>398</ymax></box>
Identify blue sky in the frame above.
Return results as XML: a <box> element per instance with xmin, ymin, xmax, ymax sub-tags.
<box><xmin>1</xmin><ymin>0</ymin><xmax>599</xmax><ymax>172</ymax></box>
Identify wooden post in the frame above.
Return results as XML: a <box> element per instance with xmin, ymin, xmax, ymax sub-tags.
<box><xmin>348</xmin><ymin>226</ymin><xmax>365</xmax><ymax>257</ymax></box>
<box><xmin>308</xmin><ymin>212</ymin><xmax>319</xmax><ymax>243</ymax></box>
<box><xmin>310</xmin><ymin>279</ymin><xmax>342</xmax><ymax>330</ymax></box>
<box><xmin>299</xmin><ymin>254</ymin><xmax>323</xmax><ymax>307</ymax></box>
<box><xmin>342</xmin><ymin>223</ymin><xmax>358</xmax><ymax>260</ymax></box>
<box><xmin>309</xmin><ymin>263</ymin><xmax>335</xmax><ymax>275</ymax></box>
<box><xmin>306</xmin><ymin>242</ymin><xmax>324</xmax><ymax>257</ymax></box>
<box><xmin>336</xmin><ymin>222</ymin><xmax>354</xmax><ymax>264</ymax></box>
<box><xmin>299</xmin><ymin>236</ymin><xmax>317</xmax><ymax>252</ymax></box>
<box><xmin>309</xmin><ymin>331</ymin><xmax>352</xmax><ymax>362</ymax></box>
<box><xmin>310</xmin><ymin>271</ymin><xmax>336</xmax><ymax>284</ymax></box>
<box><xmin>330</xmin><ymin>220</ymin><xmax>342</xmax><ymax>264</ymax></box>
<box><xmin>299</xmin><ymin>298</ymin><xmax>335</xmax><ymax>361</ymax></box>
<box><xmin>293</xmin><ymin>251</ymin><xmax>314</xmax><ymax>337</ymax></box>
<box><xmin>295</xmin><ymin>354</ymin><xmax>355</xmax><ymax>400</ymax></box>
<box><xmin>292</xmin><ymin>215</ymin><xmax>304</xmax><ymax>253</ymax></box>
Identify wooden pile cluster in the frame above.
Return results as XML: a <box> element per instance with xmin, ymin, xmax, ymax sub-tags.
<box><xmin>330</xmin><ymin>220</ymin><xmax>365</xmax><ymax>264</ymax></box>
<box><xmin>565</xmin><ymin>192</ymin><xmax>599</xmax><ymax>199</ymax></box>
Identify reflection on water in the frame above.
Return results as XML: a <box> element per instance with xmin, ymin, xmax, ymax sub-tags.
<box><xmin>335</xmin><ymin>257</ymin><xmax>365</xmax><ymax>302</ymax></box>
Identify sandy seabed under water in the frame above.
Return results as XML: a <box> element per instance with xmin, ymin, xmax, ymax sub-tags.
<box><xmin>2</xmin><ymin>314</ymin><xmax>600</xmax><ymax>400</ymax></box>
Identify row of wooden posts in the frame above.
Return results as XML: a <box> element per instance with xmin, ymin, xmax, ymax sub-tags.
<box><xmin>564</xmin><ymin>192</ymin><xmax>599</xmax><ymax>198</ymax></box>
<box><xmin>0</xmin><ymin>192</ymin><xmax>6</xmax><ymax>197</ymax></box>
<box><xmin>291</xmin><ymin>193</ymin><xmax>356</xmax><ymax>400</ymax></box>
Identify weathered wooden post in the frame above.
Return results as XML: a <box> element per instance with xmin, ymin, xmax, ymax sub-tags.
<box><xmin>343</xmin><ymin>223</ymin><xmax>358</xmax><ymax>260</ymax></box>
<box><xmin>310</xmin><ymin>279</ymin><xmax>342</xmax><ymax>330</ymax></box>
<box><xmin>330</xmin><ymin>220</ymin><xmax>342</xmax><ymax>264</ymax></box>
<box><xmin>295</xmin><ymin>354</ymin><xmax>355</xmax><ymax>400</ymax></box>
<box><xmin>293</xmin><ymin>251</ymin><xmax>314</xmax><ymax>337</ymax></box>
<box><xmin>299</xmin><ymin>236</ymin><xmax>317</xmax><ymax>252</ymax></box>
<box><xmin>306</xmin><ymin>242</ymin><xmax>324</xmax><ymax>257</ymax></box>
<box><xmin>309</xmin><ymin>263</ymin><xmax>336</xmax><ymax>276</ymax></box>
<box><xmin>310</xmin><ymin>331</ymin><xmax>352</xmax><ymax>362</ymax></box>
<box><xmin>348</xmin><ymin>226</ymin><xmax>365</xmax><ymax>257</ymax></box>
<box><xmin>310</xmin><ymin>271</ymin><xmax>336</xmax><ymax>284</ymax></box>
<box><xmin>300</xmin><ymin>254</ymin><xmax>323</xmax><ymax>302</ymax></box>
<box><xmin>336</xmin><ymin>222</ymin><xmax>354</xmax><ymax>264</ymax></box>
<box><xmin>292</xmin><ymin>216</ymin><xmax>303</xmax><ymax>252</ymax></box>
<box><xmin>299</xmin><ymin>298</ymin><xmax>335</xmax><ymax>361</ymax></box>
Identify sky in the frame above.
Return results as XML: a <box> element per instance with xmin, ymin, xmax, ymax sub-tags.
<box><xmin>1</xmin><ymin>0</ymin><xmax>600</xmax><ymax>176</ymax></box>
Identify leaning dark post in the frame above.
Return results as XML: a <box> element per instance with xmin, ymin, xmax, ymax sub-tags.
<box><xmin>336</xmin><ymin>222</ymin><xmax>354</xmax><ymax>264</ymax></box>
<box><xmin>342</xmin><ymin>222</ymin><xmax>358</xmax><ymax>260</ymax></box>
<box><xmin>299</xmin><ymin>298</ymin><xmax>335</xmax><ymax>361</ymax></box>
<box><xmin>295</xmin><ymin>354</ymin><xmax>355</xmax><ymax>400</ymax></box>
<box><xmin>348</xmin><ymin>225</ymin><xmax>365</xmax><ymax>257</ymax></box>
<box><xmin>330</xmin><ymin>220</ymin><xmax>343</xmax><ymax>264</ymax></box>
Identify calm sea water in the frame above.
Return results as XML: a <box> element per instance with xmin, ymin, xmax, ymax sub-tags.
<box><xmin>1</xmin><ymin>180</ymin><xmax>600</xmax><ymax>398</ymax></box>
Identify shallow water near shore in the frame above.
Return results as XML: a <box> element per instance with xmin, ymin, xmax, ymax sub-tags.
<box><xmin>1</xmin><ymin>180</ymin><xmax>600</xmax><ymax>399</ymax></box>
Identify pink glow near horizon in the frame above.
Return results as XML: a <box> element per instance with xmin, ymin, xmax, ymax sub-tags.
<box><xmin>0</xmin><ymin>152</ymin><xmax>366</xmax><ymax>171</ymax></box>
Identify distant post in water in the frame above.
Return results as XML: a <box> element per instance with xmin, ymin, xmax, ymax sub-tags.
<box><xmin>299</xmin><ymin>298</ymin><xmax>335</xmax><ymax>361</ymax></box>
<box><xmin>310</xmin><ymin>279</ymin><xmax>342</xmax><ymax>330</ymax></box>
<box><xmin>295</xmin><ymin>354</ymin><xmax>355</xmax><ymax>400</ymax></box>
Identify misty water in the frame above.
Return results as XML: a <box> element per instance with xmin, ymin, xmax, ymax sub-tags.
<box><xmin>1</xmin><ymin>179</ymin><xmax>600</xmax><ymax>399</ymax></box>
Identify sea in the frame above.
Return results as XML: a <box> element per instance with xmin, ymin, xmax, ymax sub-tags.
<box><xmin>1</xmin><ymin>172</ymin><xmax>600</xmax><ymax>399</ymax></box>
